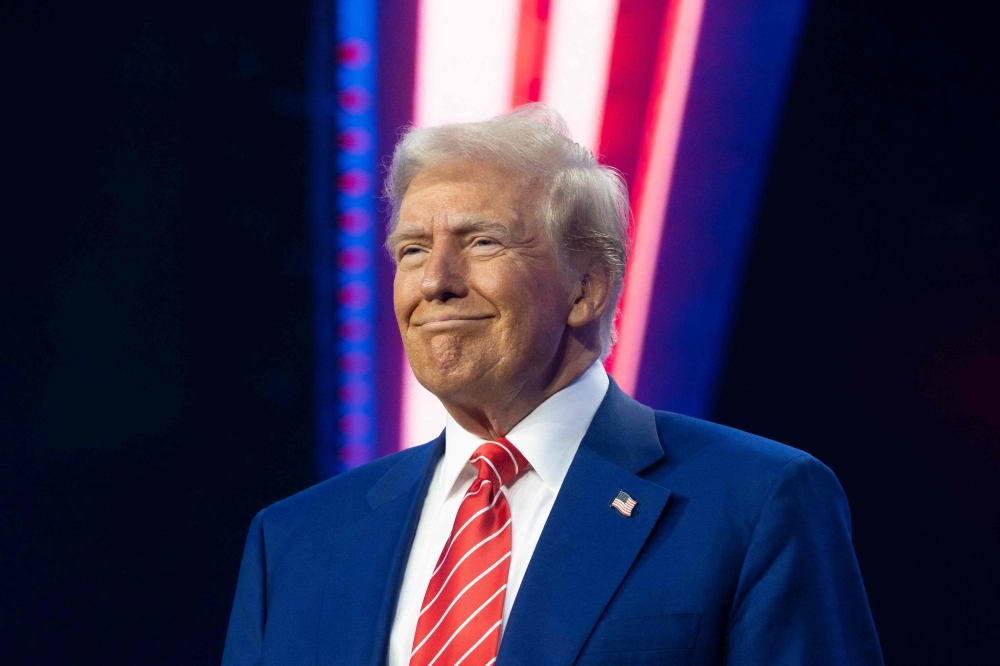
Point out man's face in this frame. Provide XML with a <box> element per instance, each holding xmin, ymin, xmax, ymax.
<box><xmin>391</xmin><ymin>161</ymin><xmax>575</xmax><ymax>407</ymax></box>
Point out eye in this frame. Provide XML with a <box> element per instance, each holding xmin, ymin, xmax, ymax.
<box><xmin>472</xmin><ymin>238</ymin><xmax>497</xmax><ymax>248</ymax></box>
<box><xmin>397</xmin><ymin>245</ymin><xmax>427</xmax><ymax>262</ymax></box>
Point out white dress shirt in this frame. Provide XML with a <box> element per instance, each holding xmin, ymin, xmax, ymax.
<box><xmin>386</xmin><ymin>361</ymin><xmax>610</xmax><ymax>666</ymax></box>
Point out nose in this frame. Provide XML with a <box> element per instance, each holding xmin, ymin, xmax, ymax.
<box><xmin>420</xmin><ymin>240</ymin><xmax>468</xmax><ymax>302</ymax></box>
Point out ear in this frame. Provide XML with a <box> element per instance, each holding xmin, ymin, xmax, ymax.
<box><xmin>567</xmin><ymin>257</ymin><xmax>613</xmax><ymax>329</ymax></box>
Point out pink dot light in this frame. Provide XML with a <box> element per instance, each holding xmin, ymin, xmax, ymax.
<box><xmin>338</xmin><ymin>127</ymin><xmax>372</xmax><ymax>155</ymax></box>
<box><xmin>338</xmin><ymin>381</ymin><xmax>371</xmax><ymax>405</ymax></box>
<box><xmin>338</xmin><ymin>208</ymin><xmax>370</xmax><ymax>235</ymax></box>
<box><xmin>339</xmin><ymin>318</ymin><xmax>371</xmax><ymax>342</ymax></box>
<box><xmin>339</xmin><ymin>350</ymin><xmax>372</xmax><ymax>374</ymax></box>
<box><xmin>338</xmin><ymin>282</ymin><xmax>371</xmax><ymax>308</ymax></box>
<box><xmin>336</xmin><ymin>38</ymin><xmax>371</xmax><ymax>69</ymax></box>
<box><xmin>338</xmin><ymin>412</ymin><xmax>371</xmax><ymax>436</ymax></box>
<box><xmin>338</xmin><ymin>85</ymin><xmax>371</xmax><ymax>114</ymax></box>
<box><xmin>338</xmin><ymin>169</ymin><xmax>370</xmax><ymax>197</ymax></box>
<box><xmin>338</xmin><ymin>246</ymin><xmax>371</xmax><ymax>273</ymax></box>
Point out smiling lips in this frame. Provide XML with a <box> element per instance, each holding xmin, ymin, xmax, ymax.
<box><xmin>413</xmin><ymin>314</ymin><xmax>493</xmax><ymax>329</ymax></box>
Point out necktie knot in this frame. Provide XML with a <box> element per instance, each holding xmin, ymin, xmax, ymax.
<box><xmin>470</xmin><ymin>437</ymin><xmax>528</xmax><ymax>488</ymax></box>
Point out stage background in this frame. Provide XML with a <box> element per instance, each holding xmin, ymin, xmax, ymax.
<box><xmin>1</xmin><ymin>0</ymin><xmax>997</xmax><ymax>663</ymax></box>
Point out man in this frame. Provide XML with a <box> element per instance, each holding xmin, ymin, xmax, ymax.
<box><xmin>222</xmin><ymin>105</ymin><xmax>883</xmax><ymax>665</ymax></box>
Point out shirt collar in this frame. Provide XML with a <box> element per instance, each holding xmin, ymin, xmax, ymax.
<box><xmin>442</xmin><ymin>360</ymin><xmax>610</xmax><ymax>495</ymax></box>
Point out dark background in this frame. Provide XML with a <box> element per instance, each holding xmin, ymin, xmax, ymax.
<box><xmin>1</xmin><ymin>0</ymin><xmax>997</xmax><ymax>663</ymax></box>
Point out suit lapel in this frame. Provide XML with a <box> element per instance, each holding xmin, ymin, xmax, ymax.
<box><xmin>317</xmin><ymin>433</ymin><xmax>444</xmax><ymax>666</ymax></box>
<box><xmin>497</xmin><ymin>381</ymin><xmax>670</xmax><ymax>666</ymax></box>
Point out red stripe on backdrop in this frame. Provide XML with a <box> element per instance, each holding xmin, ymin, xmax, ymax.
<box><xmin>512</xmin><ymin>0</ymin><xmax>552</xmax><ymax>105</ymax></box>
<box><xmin>606</xmin><ymin>0</ymin><xmax>705</xmax><ymax>392</ymax></box>
<box><xmin>597</xmin><ymin>0</ymin><xmax>670</xmax><ymax>189</ymax></box>
<box><xmin>603</xmin><ymin>0</ymin><xmax>678</xmax><ymax>376</ymax></box>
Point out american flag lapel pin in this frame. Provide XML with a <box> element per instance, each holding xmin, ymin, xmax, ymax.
<box><xmin>611</xmin><ymin>490</ymin><xmax>637</xmax><ymax>517</ymax></box>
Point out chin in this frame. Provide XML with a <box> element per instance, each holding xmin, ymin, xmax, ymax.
<box><xmin>413</xmin><ymin>359</ymin><xmax>494</xmax><ymax>402</ymax></box>
<box><xmin>414</xmin><ymin>376</ymin><xmax>483</xmax><ymax>414</ymax></box>
<box><xmin>407</xmin><ymin>333</ymin><xmax>509</xmax><ymax>395</ymax></box>
<box><xmin>415</xmin><ymin>335</ymin><xmax>475</xmax><ymax>374</ymax></box>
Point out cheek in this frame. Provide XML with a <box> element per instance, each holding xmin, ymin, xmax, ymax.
<box><xmin>393</xmin><ymin>269</ymin><xmax>420</xmax><ymax>321</ymax></box>
<box><xmin>483</xmin><ymin>264</ymin><xmax>568</xmax><ymax>329</ymax></box>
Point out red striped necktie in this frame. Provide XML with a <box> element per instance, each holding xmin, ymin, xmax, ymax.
<box><xmin>409</xmin><ymin>437</ymin><xmax>529</xmax><ymax>666</ymax></box>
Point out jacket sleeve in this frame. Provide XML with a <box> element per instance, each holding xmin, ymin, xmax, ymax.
<box><xmin>221</xmin><ymin>510</ymin><xmax>267</xmax><ymax>666</ymax></box>
<box><xmin>724</xmin><ymin>454</ymin><xmax>883</xmax><ymax>665</ymax></box>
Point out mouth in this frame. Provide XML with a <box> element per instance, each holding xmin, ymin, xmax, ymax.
<box><xmin>413</xmin><ymin>314</ymin><xmax>493</xmax><ymax>330</ymax></box>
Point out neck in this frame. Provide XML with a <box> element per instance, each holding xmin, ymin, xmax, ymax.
<box><xmin>441</xmin><ymin>346</ymin><xmax>602</xmax><ymax>441</ymax></box>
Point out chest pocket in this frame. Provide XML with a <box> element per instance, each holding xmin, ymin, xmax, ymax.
<box><xmin>576</xmin><ymin>613</ymin><xmax>701</xmax><ymax>665</ymax></box>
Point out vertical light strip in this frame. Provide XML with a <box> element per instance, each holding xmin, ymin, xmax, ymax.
<box><xmin>313</xmin><ymin>0</ymin><xmax>379</xmax><ymax>477</ymax></box>
<box><xmin>540</xmin><ymin>0</ymin><xmax>620</xmax><ymax>153</ymax></box>
<box><xmin>414</xmin><ymin>0</ymin><xmax>521</xmax><ymax>126</ymax></box>
<box><xmin>610</xmin><ymin>0</ymin><xmax>706</xmax><ymax>396</ymax></box>
<box><xmin>335</xmin><ymin>0</ymin><xmax>380</xmax><ymax>473</ymax></box>
<box><xmin>401</xmin><ymin>0</ymin><xmax>521</xmax><ymax>449</ymax></box>
<box><xmin>511</xmin><ymin>0</ymin><xmax>552</xmax><ymax>105</ymax></box>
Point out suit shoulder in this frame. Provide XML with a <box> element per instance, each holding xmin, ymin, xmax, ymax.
<box><xmin>260</xmin><ymin>444</ymin><xmax>431</xmax><ymax>528</ymax></box>
<box><xmin>650</xmin><ymin>410</ymin><xmax>832</xmax><ymax>494</ymax></box>
<box><xmin>654</xmin><ymin>410</ymin><xmax>806</xmax><ymax>464</ymax></box>
<box><xmin>649</xmin><ymin>411</ymin><xmax>847</xmax><ymax>538</ymax></box>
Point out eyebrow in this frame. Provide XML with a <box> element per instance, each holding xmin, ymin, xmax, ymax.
<box><xmin>385</xmin><ymin>223</ymin><xmax>428</xmax><ymax>249</ymax></box>
<box><xmin>386</xmin><ymin>217</ymin><xmax>513</xmax><ymax>249</ymax></box>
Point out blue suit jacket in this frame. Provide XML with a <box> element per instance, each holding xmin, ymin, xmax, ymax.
<box><xmin>222</xmin><ymin>381</ymin><xmax>883</xmax><ymax>665</ymax></box>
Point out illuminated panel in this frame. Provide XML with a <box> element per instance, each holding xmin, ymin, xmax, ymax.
<box><xmin>540</xmin><ymin>0</ymin><xmax>620</xmax><ymax>152</ymax></box>
<box><xmin>414</xmin><ymin>0</ymin><xmax>521</xmax><ymax>126</ymax></box>
<box><xmin>608</xmin><ymin>0</ymin><xmax>706</xmax><ymax>396</ymax></box>
<box><xmin>401</xmin><ymin>0</ymin><xmax>521</xmax><ymax>449</ymax></box>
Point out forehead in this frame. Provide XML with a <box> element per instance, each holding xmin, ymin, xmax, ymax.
<box><xmin>398</xmin><ymin>161</ymin><xmax>533</xmax><ymax>224</ymax></box>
